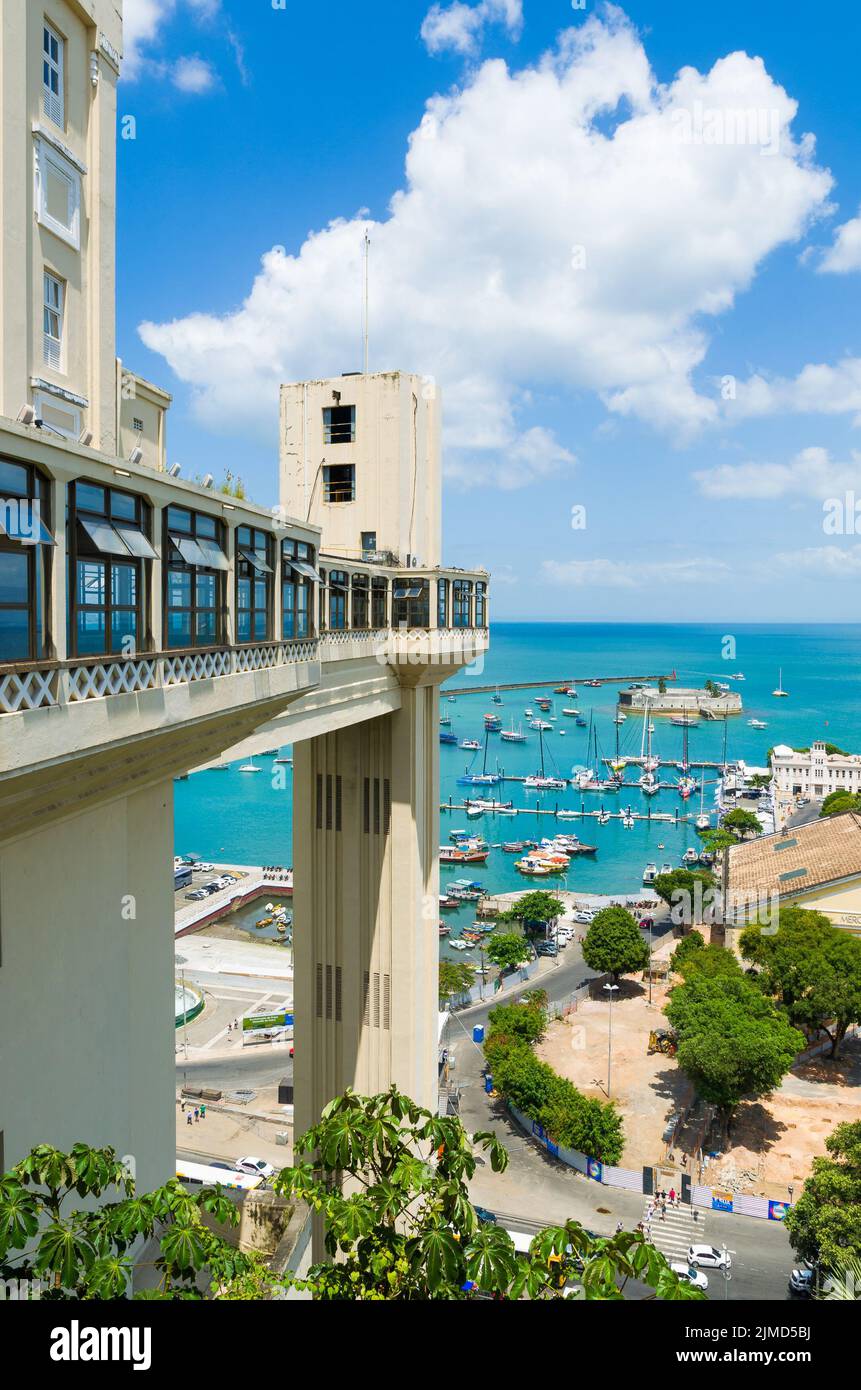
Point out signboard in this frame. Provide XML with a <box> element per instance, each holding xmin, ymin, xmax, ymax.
<box><xmin>768</xmin><ymin>1200</ymin><xmax>791</xmax><ymax>1222</ymax></box>
<box><xmin>587</xmin><ymin>1158</ymin><xmax>603</xmax><ymax>1183</ymax></box>
<box><xmin>711</xmin><ymin>1189</ymin><xmax>734</xmax><ymax>1213</ymax></box>
<box><xmin>242</xmin><ymin>1011</ymin><xmax>293</xmax><ymax>1032</ymax></box>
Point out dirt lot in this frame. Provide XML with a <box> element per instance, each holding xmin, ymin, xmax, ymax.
<box><xmin>537</xmin><ymin>975</ymin><xmax>861</xmax><ymax>1198</ymax></box>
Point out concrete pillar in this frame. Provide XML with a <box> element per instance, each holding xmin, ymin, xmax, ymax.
<box><xmin>293</xmin><ymin>682</ymin><xmax>440</xmax><ymax>1142</ymax></box>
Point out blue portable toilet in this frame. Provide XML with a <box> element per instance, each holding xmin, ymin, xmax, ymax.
<box><xmin>472</xmin><ymin>1024</ymin><xmax>485</xmax><ymax>1044</ymax></box>
<box><xmin>484</xmin><ymin>1073</ymin><xmax>493</xmax><ymax>1094</ymax></box>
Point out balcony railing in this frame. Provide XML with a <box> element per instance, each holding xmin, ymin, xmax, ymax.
<box><xmin>0</xmin><ymin>640</ymin><xmax>320</xmax><ymax>715</ymax></box>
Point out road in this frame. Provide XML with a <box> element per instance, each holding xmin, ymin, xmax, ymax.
<box><xmin>445</xmin><ymin>939</ymin><xmax>795</xmax><ymax>1301</ymax></box>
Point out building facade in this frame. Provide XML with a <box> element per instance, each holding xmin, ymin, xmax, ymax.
<box><xmin>0</xmin><ymin>2</ymin><xmax>488</xmax><ymax>1189</ymax></box>
<box><xmin>771</xmin><ymin>741</ymin><xmax>861</xmax><ymax>802</ymax></box>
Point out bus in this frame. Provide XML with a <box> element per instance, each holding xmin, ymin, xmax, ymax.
<box><xmin>176</xmin><ymin>1160</ymin><xmax>264</xmax><ymax>1192</ymax></box>
<box><xmin>174</xmin><ymin>865</ymin><xmax>193</xmax><ymax>891</ymax></box>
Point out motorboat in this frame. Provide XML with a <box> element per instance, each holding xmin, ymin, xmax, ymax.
<box><xmin>525</xmin><ymin>776</ymin><xmax>567</xmax><ymax>790</ymax></box>
<box><xmin>643</xmin><ymin>863</ymin><xmax>658</xmax><ymax>885</ymax></box>
<box><xmin>748</xmin><ymin>719</ymin><xmax>768</xmax><ymax>730</ymax></box>
<box><xmin>562</xmin><ymin>707</ymin><xmax>580</xmax><ymax>717</ymax></box>
<box><xmin>460</xmin><ymin>739</ymin><xmax>481</xmax><ymax>751</ymax></box>
<box><xmin>682</xmin><ymin>847</ymin><xmax>699</xmax><ymax>864</ymax></box>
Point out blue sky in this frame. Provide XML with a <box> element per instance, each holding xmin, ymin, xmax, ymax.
<box><xmin>118</xmin><ymin>0</ymin><xmax>861</xmax><ymax>622</ymax></box>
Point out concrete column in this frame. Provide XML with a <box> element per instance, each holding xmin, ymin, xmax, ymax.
<box><xmin>293</xmin><ymin>682</ymin><xmax>440</xmax><ymax>1142</ymax></box>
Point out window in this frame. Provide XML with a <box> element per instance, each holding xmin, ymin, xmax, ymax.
<box><xmin>33</xmin><ymin>390</ymin><xmax>79</xmax><ymax>438</ymax></box>
<box><xmin>361</xmin><ymin>531</ymin><xmax>377</xmax><ymax>556</ymax></box>
<box><xmin>43</xmin><ymin>272</ymin><xmax>64</xmax><ymax>371</ymax></box>
<box><xmin>282</xmin><ymin>538</ymin><xmax>318</xmax><ymax>640</ymax></box>
<box><xmin>165</xmin><ymin>506</ymin><xmax>228</xmax><ymax>649</ymax></box>
<box><xmin>393</xmin><ymin>579</ymin><xmax>430</xmax><ymax>630</ymax></box>
<box><xmin>0</xmin><ymin>460</ymin><xmax>53</xmax><ymax>665</ymax></box>
<box><xmin>351</xmin><ymin>574</ymin><xmax>369</xmax><ymax>629</ymax></box>
<box><xmin>323</xmin><ymin>464</ymin><xmax>355</xmax><ymax>504</ymax></box>
<box><xmin>453</xmin><ymin>580</ymin><xmax>473</xmax><ymax>628</ymax></box>
<box><xmin>133</xmin><ymin>417</ymin><xmax>144</xmax><ymax>434</ymax></box>
<box><xmin>35</xmin><ymin>139</ymin><xmax>80</xmax><ymax>249</ymax></box>
<box><xmin>43</xmin><ymin>23</ymin><xmax>64</xmax><ymax>128</ymax></box>
<box><xmin>323</xmin><ymin>404</ymin><xmax>356</xmax><ymax>444</ymax></box>
<box><xmin>475</xmin><ymin>581</ymin><xmax>488</xmax><ymax>628</ymax></box>
<box><xmin>236</xmin><ymin>526</ymin><xmax>271</xmax><ymax>642</ymax></box>
<box><xmin>327</xmin><ymin>571</ymin><xmax>348</xmax><ymax>630</ymax></box>
<box><xmin>70</xmin><ymin>482</ymin><xmax>155</xmax><ymax>658</ymax></box>
<box><xmin>371</xmin><ymin>577</ymin><xmax>388</xmax><ymax>628</ymax></box>
<box><xmin>437</xmin><ymin>578</ymin><xmax>449</xmax><ymax>629</ymax></box>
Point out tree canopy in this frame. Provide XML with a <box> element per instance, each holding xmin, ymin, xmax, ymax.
<box><xmin>669</xmin><ymin>930</ymin><xmax>706</xmax><ymax>974</ymax></box>
<box><xmin>740</xmin><ymin>906</ymin><xmax>861</xmax><ymax>1056</ymax></box>
<box><xmin>486</xmin><ymin>933</ymin><xmax>533</xmax><ymax>974</ymax></box>
<box><xmin>785</xmin><ymin>1121</ymin><xmax>861</xmax><ymax>1270</ymax></box>
<box><xmin>665</xmin><ymin>964</ymin><xmax>805</xmax><ymax>1116</ymax></box>
<box><xmin>581</xmin><ymin>907</ymin><xmax>650</xmax><ymax>982</ymax></box>
<box><xmin>821</xmin><ymin>791</ymin><xmax>861</xmax><ymax>818</ymax></box>
<box><xmin>721</xmin><ymin>808</ymin><xmax>763</xmax><ymax>839</ymax></box>
<box><xmin>501</xmin><ymin>891</ymin><xmax>566</xmax><ymax>932</ymax></box>
<box><xmin>439</xmin><ymin>960</ymin><xmax>475</xmax><ymax>1003</ymax></box>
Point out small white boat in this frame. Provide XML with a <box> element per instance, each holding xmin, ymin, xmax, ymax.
<box><xmin>730</xmin><ymin>673</ymin><xmax>745</xmax><ymax>681</ymax></box>
<box><xmin>643</xmin><ymin>862</ymin><xmax>657</xmax><ymax>885</ymax></box>
<box><xmin>695</xmin><ymin>813</ymin><xmax>710</xmax><ymax>831</ymax></box>
<box><xmin>239</xmin><ymin>760</ymin><xmax>261</xmax><ymax>773</ymax></box>
<box><xmin>557</xmin><ymin>810</ymin><xmax>579</xmax><ymax>820</ymax></box>
<box><xmin>772</xmin><ymin>668</ymin><xmax>789</xmax><ymax>698</ymax></box>
<box><xmin>682</xmin><ymin>848</ymin><xmax>699</xmax><ymax>864</ymax></box>
<box><xmin>748</xmin><ymin>719</ymin><xmax>767</xmax><ymax>730</ymax></box>
<box><xmin>614</xmin><ymin>713</ymin><xmax>627</xmax><ymax>725</ymax></box>
<box><xmin>460</xmin><ymin>739</ymin><xmax>481</xmax><ymax>751</ymax></box>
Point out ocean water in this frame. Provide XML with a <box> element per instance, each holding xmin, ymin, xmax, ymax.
<box><xmin>175</xmin><ymin>622</ymin><xmax>861</xmax><ymax>915</ymax></box>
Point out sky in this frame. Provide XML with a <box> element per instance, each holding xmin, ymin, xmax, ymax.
<box><xmin>117</xmin><ymin>0</ymin><xmax>861</xmax><ymax>622</ymax></box>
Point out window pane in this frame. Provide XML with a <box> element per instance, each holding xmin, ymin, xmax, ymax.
<box><xmin>196</xmin><ymin>573</ymin><xmax>216</xmax><ymax>608</ymax></box>
<box><xmin>253</xmin><ymin>612</ymin><xmax>267</xmax><ymax>640</ymax></box>
<box><xmin>238</xmin><ymin>577</ymin><xmax>251</xmax><ymax>610</ymax></box>
<box><xmin>110</xmin><ymin>491</ymin><xmax>138</xmax><ymax>523</ymax></box>
<box><xmin>196</xmin><ymin>611</ymin><xmax>216</xmax><ymax>644</ymax></box>
<box><xmin>168</xmin><ymin>569</ymin><xmax>192</xmax><ymax>608</ymax></box>
<box><xmin>169</xmin><ymin>611</ymin><xmax>192</xmax><ymax>648</ymax></box>
<box><xmin>0</xmin><ymin>461</ymin><xmax>29</xmax><ymax>497</ymax></box>
<box><xmin>167</xmin><ymin>506</ymin><xmax>192</xmax><ymax>533</ymax></box>
<box><xmin>111</xmin><ymin>610</ymin><xmax>137</xmax><ymax>653</ymax></box>
<box><xmin>237</xmin><ymin>526</ymin><xmax>251</xmax><ymax>547</ymax></box>
<box><xmin>0</xmin><ymin>608</ymin><xmax>29</xmax><ymax>662</ymax></box>
<box><xmin>77</xmin><ymin>609</ymin><xmax>106</xmax><ymax>654</ymax></box>
<box><xmin>196</xmin><ymin>513</ymin><xmax>217</xmax><ymax>539</ymax></box>
<box><xmin>254</xmin><ymin>579</ymin><xmax>267</xmax><ymax>609</ymax></box>
<box><xmin>112</xmin><ymin>564</ymin><xmax>137</xmax><ymax>608</ymax></box>
<box><xmin>77</xmin><ymin>559</ymin><xmax>105</xmax><ymax>606</ymax></box>
<box><xmin>238</xmin><ymin>610</ymin><xmax>251</xmax><ymax>641</ymax></box>
<box><xmin>0</xmin><ymin>550</ymin><xmax>29</xmax><ymax>603</ymax></box>
<box><xmin>76</xmin><ymin>482</ymin><xmax>106</xmax><ymax>515</ymax></box>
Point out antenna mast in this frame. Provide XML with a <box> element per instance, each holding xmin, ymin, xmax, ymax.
<box><xmin>363</xmin><ymin>229</ymin><xmax>370</xmax><ymax>374</ymax></box>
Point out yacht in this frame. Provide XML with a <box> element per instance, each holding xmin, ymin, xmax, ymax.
<box><xmin>239</xmin><ymin>759</ymin><xmax>261</xmax><ymax>773</ymax></box>
<box><xmin>643</xmin><ymin>862</ymin><xmax>658</xmax><ymax>886</ymax></box>
<box><xmin>772</xmin><ymin>668</ymin><xmax>789</xmax><ymax>697</ymax></box>
<box><xmin>729</xmin><ymin>672</ymin><xmax>746</xmax><ymax>681</ymax></box>
<box><xmin>682</xmin><ymin>847</ymin><xmax>699</xmax><ymax>864</ymax></box>
<box><xmin>562</xmin><ymin>707</ymin><xmax>579</xmax><ymax>717</ymax></box>
<box><xmin>525</xmin><ymin>775</ymin><xmax>567</xmax><ymax>791</ymax></box>
<box><xmin>500</xmin><ymin>722</ymin><xmax>527</xmax><ymax>743</ymax></box>
<box><xmin>460</xmin><ymin>739</ymin><xmax>481</xmax><ymax>751</ymax></box>
<box><xmin>748</xmin><ymin>719</ymin><xmax>768</xmax><ymax>730</ymax></box>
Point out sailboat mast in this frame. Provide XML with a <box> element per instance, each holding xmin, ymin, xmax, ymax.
<box><xmin>482</xmin><ymin>726</ymin><xmax>489</xmax><ymax>775</ymax></box>
<box><xmin>539</xmin><ymin>726</ymin><xmax>546</xmax><ymax>779</ymax></box>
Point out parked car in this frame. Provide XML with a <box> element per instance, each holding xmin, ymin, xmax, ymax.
<box><xmin>536</xmin><ymin>942</ymin><xmax>558</xmax><ymax>957</ymax></box>
<box><xmin>184</xmin><ymin>889</ymin><xmax>208</xmax><ymax>901</ymax></box>
<box><xmin>788</xmin><ymin>1268</ymin><xmax>814</xmax><ymax>1298</ymax></box>
<box><xmin>201</xmin><ymin>881</ymin><xmax>221</xmax><ymax>895</ymax></box>
<box><xmin>688</xmin><ymin>1244</ymin><xmax>731</xmax><ymax>1270</ymax></box>
<box><xmin>210</xmin><ymin>1161</ymin><xmax>233</xmax><ymax>1171</ymax></box>
<box><xmin>671</xmin><ymin>1262</ymin><xmax>709</xmax><ymax>1292</ymax></box>
<box><xmin>235</xmin><ymin>1156</ymin><xmax>275</xmax><ymax>1179</ymax></box>
<box><xmin>196</xmin><ymin>863</ymin><xmax>215</xmax><ymax>873</ymax></box>
<box><xmin>572</xmin><ymin>911</ymin><xmax>593</xmax><ymax>925</ymax></box>
<box><xmin>638</xmin><ymin>916</ymin><xmax>655</xmax><ymax>929</ymax></box>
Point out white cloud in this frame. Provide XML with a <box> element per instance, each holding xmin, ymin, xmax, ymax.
<box><xmin>771</xmin><ymin>545</ymin><xmax>861</xmax><ymax>576</ymax></box>
<box><xmin>421</xmin><ymin>0</ymin><xmax>523</xmax><ymax>57</ymax></box>
<box><xmin>726</xmin><ymin>359</ymin><xmax>861</xmax><ymax>422</ymax></box>
<box><xmin>542</xmin><ymin>556</ymin><xmax>730</xmax><ymax>589</ymax></box>
<box><xmin>695</xmin><ymin>446</ymin><xmax>861</xmax><ymax>500</ymax></box>
<box><xmin>122</xmin><ymin>0</ymin><xmax>173</xmax><ymax>79</ymax></box>
<box><xmin>172</xmin><ymin>55</ymin><xmax>217</xmax><ymax>93</ymax></box>
<box><xmin>140</xmin><ymin>7</ymin><xmax>832</xmax><ymax>483</ymax></box>
<box><xmin>818</xmin><ymin>204</ymin><xmax>861</xmax><ymax>274</ymax></box>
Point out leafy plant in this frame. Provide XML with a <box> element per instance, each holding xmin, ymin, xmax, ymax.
<box><xmin>486</xmin><ymin>933</ymin><xmax>533</xmax><ymax>974</ymax></box>
<box><xmin>785</xmin><ymin>1121</ymin><xmax>861</xmax><ymax>1270</ymax></box>
<box><xmin>439</xmin><ymin>960</ymin><xmax>475</xmax><ymax>1003</ymax></box>
<box><xmin>581</xmin><ymin>907</ymin><xmax>649</xmax><ymax>983</ymax></box>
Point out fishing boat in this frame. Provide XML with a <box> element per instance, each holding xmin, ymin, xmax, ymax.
<box><xmin>503</xmin><ymin>841</ymin><xmax>525</xmax><ymax>853</ymax></box>
<box><xmin>553</xmin><ymin>685</ymin><xmax>569</xmax><ymax>695</ymax></box>
<box><xmin>239</xmin><ymin>759</ymin><xmax>261</xmax><ymax>773</ymax></box>
<box><xmin>562</xmin><ymin>707</ymin><xmax>579</xmax><ymax>718</ymax></box>
<box><xmin>439</xmin><ymin>923</ymin><xmax>451</xmax><ymax>937</ymax></box>
<box><xmin>643</xmin><ymin>862</ymin><xmax>658</xmax><ymax>885</ymax></box>
<box><xmin>439</xmin><ymin>895</ymin><xmax>460</xmax><ymax>910</ymax></box>
<box><xmin>449</xmin><ymin>938</ymin><xmax>470</xmax><ymax>951</ymax></box>
<box><xmin>772</xmin><ymin>668</ymin><xmax>789</xmax><ymax>698</ymax></box>
<box><xmin>514</xmin><ymin>858</ymin><xmax>555</xmax><ymax>876</ymax></box>
<box><xmin>439</xmin><ymin>845</ymin><xmax>490</xmax><ymax>864</ymax></box>
<box><xmin>748</xmin><ymin>718</ymin><xmax>768</xmax><ymax>730</ymax></box>
<box><xmin>535</xmin><ymin>697</ymin><xmax>552</xmax><ymax>711</ymax></box>
<box><xmin>500</xmin><ymin>722</ymin><xmax>527</xmax><ymax>743</ymax></box>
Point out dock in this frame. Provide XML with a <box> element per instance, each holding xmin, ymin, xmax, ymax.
<box><xmin>440</xmin><ymin>801</ymin><xmax>698</xmax><ymax>824</ymax></box>
<box><xmin>443</xmin><ymin>673</ymin><xmax>677</xmax><ymax>696</ymax></box>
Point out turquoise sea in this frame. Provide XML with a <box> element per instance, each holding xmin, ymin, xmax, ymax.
<box><xmin>175</xmin><ymin>622</ymin><xmax>861</xmax><ymax>908</ymax></box>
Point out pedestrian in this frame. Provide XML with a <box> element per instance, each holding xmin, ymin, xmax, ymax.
<box><xmin>615</xmin><ymin>1221</ymin><xmax>623</xmax><ymax>1235</ymax></box>
<box><xmin>660</xmin><ymin>1206</ymin><xmax>666</xmax><ymax>1222</ymax></box>
<box><xmin>194</xmin><ymin>1107</ymin><xmax>199</xmax><ymax>1123</ymax></box>
<box><xmin>186</xmin><ymin>1112</ymin><xmax>192</xmax><ymax>1126</ymax></box>
<box><xmin>669</xmin><ymin>1187</ymin><xmax>676</xmax><ymax>1206</ymax></box>
<box><xmin>200</xmin><ymin>1103</ymin><xmax>206</xmax><ymax>1119</ymax></box>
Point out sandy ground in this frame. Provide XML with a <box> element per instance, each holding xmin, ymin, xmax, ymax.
<box><xmin>538</xmin><ymin>974</ymin><xmax>861</xmax><ymax>1198</ymax></box>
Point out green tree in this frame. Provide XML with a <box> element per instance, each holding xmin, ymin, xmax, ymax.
<box><xmin>785</xmin><ymin>1121</ymin><xmax>861</xmax><ymax>1270</ymax></box>
<box><xmin>665</xmin><ymin>972</ymin><xmax>804</xmax><ymax>1118</ymax></box>
<box><xmin>697</xmin><ymin>828</ymin><xmax>736</xmax><ymax>856</ymax></box>
<box><xmin>439</xmin><ymin>960</ymin><xmax>475</xmax><ymax>1004</ymax></box>
<box><xmin>486</xmin><ymin>933</ymin><xmax>532</xmax><ymax>974</ymax></box>
<box><xmin>501</xmin><ymin>891</ymin><xmax>566</xmax><ymax>936</ymax></box>
<box><xmin>821</xmin><ymin>790</ymin><xmax>861</xmax><ymax>818</ymax></box>
<box><xmin>582</xmin><ymin>907</ymin><xmax>650</xmax><ymax>983</ymax></box>
<box><xmin>676</xmin><ymin>944</ymin><xmax>744</xmax><ymax>981</ymax></box>
<box><xmin>740</xmin><ymin>906</ymin><xmax>861</xmax><ymax>1057</ymax></box>
<box><xmin>487</xmin><ymin>998</ymin><xmax>546</xmax><ymax>1044</ymax></box>
<box><xmin>721</xmin><ymin>808</ymin><xmax>763</xmax><ymax>839</ymax></box>
<box><xmin>0</xmin><ymin>1144</ymin><xmax>273</xmax><ymax>1300</ymax></box>
<box><xmin>273</xmin><ymin>1088</ymin><xmax>701</xmax><ymax>1300</ymax></box>
<box><xmin>669</xmin><ymin>929</ymin><xmax>706</xmax><ymax>973</ymax></box>
<box><xmin>653</xmin><ymin>869</ymin><xmax>716</xmax><ymax>920</ymax></box>
<box><xmin>658</xmin><ymin>677</ymin><xmax>667</xmax><ymax>695</ymax></box>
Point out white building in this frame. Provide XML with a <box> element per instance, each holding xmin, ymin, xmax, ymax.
<box><xmin>771</xmin><ymin>741</ymin><xmax>861</xmax><ymax>802</ymax></box>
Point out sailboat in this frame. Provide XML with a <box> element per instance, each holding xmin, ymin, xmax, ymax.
<box><xmin>239</xmin><ymin>758</ymin><xmax>261</xmax><ymax>773</ymax></box>
<box><xmin>457</xmin><ymin>727</ymin><xmax>500</xmax><ymax>786</ymax></box>
<box><xmin>491</xmin><ymin>686</ymin><xmax>503</xmax><ymax>705</ymax></box>
<box><xmin>772</xmin><ymin>668</ymin><xmax>789</xmax><ymax>697</ymax></box>
<box><xmin>524</xmin><ymin>726</ymin><xmax>566</xmax><ymax>790</ymax></box>
<box><xmin>695</xmin><ymin>776</ymin><xmax>710</xmax><ymax>831</ymax></box>
<box><xmin>500</xmin><ymin>721</ymin><xmax>527</xmax><ymax>743</ymax></box>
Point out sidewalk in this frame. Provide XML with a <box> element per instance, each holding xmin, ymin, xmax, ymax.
<box><xmin>175</xmin><ymin>934</ymin><xmax>294</xmax><ymax>981</ymax></box>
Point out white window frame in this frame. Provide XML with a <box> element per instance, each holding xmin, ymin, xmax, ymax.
<box><xmin>33</xmin><ymin>389</ymin><xmax>80</xmax><ymax>440</ymax></box>
<box><xmin>43</xmin><ymin>271</ymin><xmax>65</xmax><ymax>373</ymax></box>
<box><xmin>34</xmin><ymin>138</ymin><xmax>81</xmax><ymax>250</ymax></box>
<box><xmin>42</xmin><ymin>22</ymin><xmax>65</xmax><ymax>129</ymax></box>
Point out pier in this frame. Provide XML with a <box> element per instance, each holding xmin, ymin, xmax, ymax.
<box><xmin>440</xmin><ymin>800</ymin><xmax>701</xmax><ymax>824</ymax></box>
<box><xmin>443</xmin><ymin>672</ymin><xmax>677</xmax><ymax>696</ymax></box>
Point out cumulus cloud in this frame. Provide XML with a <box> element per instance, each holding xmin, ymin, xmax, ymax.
<box><xmin>172</xmin><ymin>55</ymin><xmax>217</xmax><ymax>93</ymax></box>
<box><xmin>818</xmin><ymin>204</ymin><xmax>861</xmax><ymax>274</ymax></box>
<box><xmin>771</xmin><ymin>546</ymin><xmax>861</xmax><ymax>576</ymax></box>
<box><xmin>421</xmin><ymin>0</ymin><xmax>523</xmax><ymax>56</ymax></box>
<box><xmin>542</xmin><ymin>556</ymin><xmax>731</xmax><ymax>589</ymax></box>
<box><xmin>695</xmin><ymin>446</ymin><xmax>861</xmax><ymax>500</ymax></box>
<box><xmin>122</xmin><ymin>0</ymin><xmax>173</xmax><ymax>79</ymax></box>
<box><xmin>139</xmin><ymin>6</ymin><xmax>832</xmax><ymax>486</ymax></box>
<box><xmin>725</xmin><ymin>359</ymin><xmax>861</xmax><ymax>423</ymax></box>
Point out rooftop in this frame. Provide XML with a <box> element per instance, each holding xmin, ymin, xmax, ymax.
<box><xmin>727</xmin><ymin>810</ymin><xmax>861</xmax><ymax>901</ymax></box>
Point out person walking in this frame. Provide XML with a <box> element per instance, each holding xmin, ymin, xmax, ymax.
<box><xmin>194</xmin><ymin>1107</ymin><xmax>199</xmax><ymax>1123</ymax></box>
<box><xmin>186</xmin><ymin>1111</ymin><xmax>193</xmax><ymax>1127</ymax></box>
<box><xmin>200</xmin><ymin>1103</ymin><xmax>206</xmax><ymax>1120</ymax></box>
<box><xmin>669</xmin><ymin>1187</ymin><xmax>676</xmax><ymax>1207</ymax></box>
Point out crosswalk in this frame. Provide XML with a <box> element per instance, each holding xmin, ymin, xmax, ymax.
<box><xmin>640</xmin><ymin>1199</ymin><xmax>702</xmax><ymax>1264</ymax></box>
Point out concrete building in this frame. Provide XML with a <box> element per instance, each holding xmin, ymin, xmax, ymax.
<box><xmin>771</xmin><ymin>741</ymin><xmax>861</xmax><ymax>804</ymax></box>
<box><xmin>618</xmin><ymin>685</ymin><xmax>742</xmax><ymax>717</ymax></box>
<box><xmin>0</xmin><ymin>1</ymin><xmax>489</xmax><ymax>1190</ymax></box>
<box><xmin>723</xmin><ymin>811</ymin><xmax>861</xmax><ymax>938</ymax></box>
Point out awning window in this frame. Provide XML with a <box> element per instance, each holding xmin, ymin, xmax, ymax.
<box><xmin>170</xmin><ymin>534</ymin><xmax>209</xmax><ymax>568</ymax></box>
<box><xmin>78</xmin><ymin>516</ymin><xmax>155</xmax><ymax>558</ymax></box>
<box><xmin>195</xmin><ymin>536</ymin><xmax>229</xmax><ymax>571</ymax></box>
<box><xmin>290</xmin><ymin>559</ymin><xmax>323</xmax><ymax>584</ymax></box>
<box><xmin>394</xmin><ymin>586</ymin><xmax>423</xmax><ymax>599</ymax></box>
<box><xmin>238</xmin><ymin>547</ymin><xmax>272</xmax><ymax>574</ymax></box>
<box><xmin>327</xmin><ymin>576</ymin><xmax>349</xmax><ymax>590</ymax></box>
<box><xmin>0</xmin><ymin>511</ymin><xmax>55</xmax><ymax>545</ymax></box>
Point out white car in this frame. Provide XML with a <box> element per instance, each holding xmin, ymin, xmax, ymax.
<box><xmin>671</xmin><ymin>1262</ymin><xmax>709</xmax><ymax>1292</ymax></box>
<box><xmin>572</xmin><ymin>911</ymin><xmax>594</xmax><ymax>925</ymax></box>
<box><xmin>235</xmin><ymin>1156</ymin><xmax>275</xmax><ymax>1179</ymax></box>
<box><xmin>196</xmin><ymin>862</ymin><xmax>215</xmax><ymax>874</ymax></box>
<box><xmin>688</xmin><ymin>1244</ymin><xmax>731</xmax><ymax>1270</ymax></box>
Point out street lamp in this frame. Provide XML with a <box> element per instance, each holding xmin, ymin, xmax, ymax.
<box><xmin>721</xmin><ymin>1244</ymin><xmax>735</xmax><ymax>1301</ymax></box>
<box><xmin>604</xmin><ymin>982</ymin><xmax>620</xmax><ymax>1097</ymax></box>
